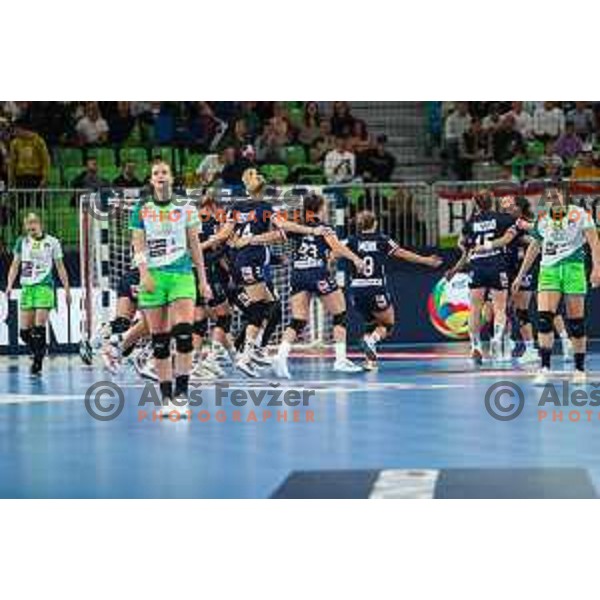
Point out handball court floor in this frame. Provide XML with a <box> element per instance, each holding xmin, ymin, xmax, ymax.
<box><xmin>2</xmin><ymin>343</ymin><xmax>600</xmax><ymax>499</ymax></box>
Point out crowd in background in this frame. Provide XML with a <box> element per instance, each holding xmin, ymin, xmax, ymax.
<box><xmin>440</xmin><ymin>101</ymin><xmax>600</xmax><ymax>181</ymax></box>
<box><xmin>0</xmin><ymin>101</ymin><xmax>397</xmax><ymax>190</ymax></box>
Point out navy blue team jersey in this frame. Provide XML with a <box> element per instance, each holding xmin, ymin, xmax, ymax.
<box><xmin>507</xmin><ymin>219</ymin><xmax>540</xmax><ymax>291</ymax></box>
<box><xmin>346</xmin><ymin>232</ymin><xmax>399</xmax><ymax>317</ymax></box>
<box><xmin>288</xmin><ymin>219</ymin><xmax>339</xmax><ymax>296</ymax></box>
<box><xmin>228</xmin><ymin>198</ymin><xmax>275</xmax><ymax>285</ymax></box>
<box><xmin>462</xmin><ymin>210</ymin><xmax>516</xmax><ymax>290</ymax></box>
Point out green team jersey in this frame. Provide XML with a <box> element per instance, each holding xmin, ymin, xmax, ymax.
<box><xmin>129</xmin><ymin>196</ymin><xmax>200</xmax><ymax>272</ymax></box>
<box><xmin>13</xmin><ymin>234</ymin><xmax>63</xmax><ymax>286</ymax></box>
<box><xmin>532</xmin><ymin>204</ymin><xmax>595</xmax><ymax>267</ymax></box>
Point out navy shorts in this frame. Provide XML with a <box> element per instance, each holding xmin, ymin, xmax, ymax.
<box><xmin>195</xmin><ymin>264</ymin><xmax>230</xmax><ymax>308</ymax></box>
<box><xmin>232</xmin><ymin>247</ymin><xmax>269</xmax><ymax>286</ymax></box>
<box><xmin>509</xmin><ymin>265</ymin><xmax>539</xmax><ymax>293</ymax></box>
<box><xmin>351</xmin><ymin>286</ymin><xmax>392</xmax><ymax>319</ymax></box>
<box><xmin>117</xmin><ymin>270</ymin><xmax>140</xmax><ymax>302</ymax></box>
<box><xmin>469</xmin><ymin>260</ymin><xmax>509</xmax><ymax>291</ymax></box>
<box><xmin>290</xmin><ymin>269</ymin><xmax>338</xmax><ymax>297</ymax></box>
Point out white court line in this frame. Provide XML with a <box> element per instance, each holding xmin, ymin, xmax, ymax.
<box><xmin>0</xmin><ymin>394</ymin><xmax>83</xmax><ymax>405</ymax></box>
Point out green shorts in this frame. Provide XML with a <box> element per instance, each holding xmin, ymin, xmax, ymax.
<box><xmin>138</xmin><ymin>269</ymin><xmax>197</xmax><ymax>309</ymax></box>
<box><xmin>538</xmin><ymin>260</ymin><xmax>587</xmax><ymax>295</ymax></box>
<box><xmin>20</xmin><ymin>284</ymin><xmax>56</xmax><ymax>310</ymax></box>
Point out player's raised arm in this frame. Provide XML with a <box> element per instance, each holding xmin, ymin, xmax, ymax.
<box><xmin>390</xmin><ymin>242</ymin><xmax>443</xmax><ymax>268</ymax></box>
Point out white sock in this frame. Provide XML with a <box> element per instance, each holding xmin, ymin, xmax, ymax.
<box><xmin>255</xmin><ymin>329</ymin><xmax>264</xmax><ymax>347</ymax></box>
<box><xmin>278</xmin><ymin>340</ymin><xmax>291</xmax><ymax>359</ymax></box>
<box><xmin>469</xmin><ymin>331</ymin><xmax>481</xmax><ymax>349</ymax></box>
<box><xmin>335</xmin><ymin>341</ymin><xmax>346</xmax><ymax>362</ymax></box>
<box><xmin>493</xmin><ymin>323</ymin><xmax>504</xmax><ymax>342</ymax></box>
<box><xmin>559</xmin><ymin>330</ymin><xmax>569</xmax><ymax>341</ymax></box>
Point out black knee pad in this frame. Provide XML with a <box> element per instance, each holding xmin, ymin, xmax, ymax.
<box><xmin>193</xmin><ymin>319</ymin><xmax>209</xmax><ymax>337</ymax></box>
<box><xmin>246</xmin><ymin>301</ymin><xmax>269</xmax><ymax>327</ymax></box>
<box><xmin>516</xmin><ymin>309</ymin><xmax>530</xmax><ymax>328</ymax></box>
<box><xmin>215</xmin><ymin>314</ymin><xmax>232</xmax><ymax>333</ymax></box>
<box><xmin>30</xmin><ymin>326</ymin><xmax>47</xmax><ymax>358</ymax></box>
<box><xmin>152</xmin><ymin>333</ymin><xmax>171</xmax><ymax>359</ymax></box>
<box><xmin>111</xmin><ymin>316</ymin><xmax>131</xmax><ymax>335</ymax></box>
<box><xmin>537</xmin><ymin>311</ymin><xmax>555</xmax><ymax>334</ymax></box>
<box><xmin>567</xmin><ymin>318</ymin><xmax>586</xmax><ymax>339</ymax></box>
<box><xmin>19</xmin><ymin>328</ymin><xmax>32</xmax><ymax>346</ymax></box>
<box><xmin>172</xmin><ymin>322</ymin><xmax>194</xmax><ymax>353</ymax></box>
<box><xmin>333</xmin><ymin>311</ymin><xmax>347</xmax><ymax>327</ymax></box>
<box><xmin>289</xmin><ymin>318</ymin><xmax>307</xmax><ymax>334</ymax></box>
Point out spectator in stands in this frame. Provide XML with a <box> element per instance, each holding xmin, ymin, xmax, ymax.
<box><xmin>538</xmin><ymin>140</ymin><xmax>564</xmax><ymax>178</ymax></box>
<box><xmin>76</xmin><ymin>102</ymin><xmax>109</xmax><ymax>146</ymax></box>
<box><xmin>358</xmin><ymin>134</ymin><xmax>396</xmax><ymax>182</ymax></box>
<box><xmin>482</xmin><ymin>103</ymin><xmax>502</xmax><ymax>134</ymax></box>
<box><xmin>0</xmin><ymin>117</ymin><xmax>9</xmax><ymax>189</ymax></box>
<box><xmin>348</xmin><ymin>120</ymin><xmax>370</xmax><ymax>154</ymax></box>
<box><xmin>195</xmin><ymin>152</ymin><xmax>225</xmax><ymax>186</ymax></box>
<box><xmin>220</xmin><ymin>147</ymin><xmax>252</xmax><ymax>187</ymax></box>
<box><xmin>533</xmin><ymin>101</ymin><xmax>565</xmax><ymax>140</ymax></box>
<box><xmin>113</xmin><ymin>161</ymin><xmax>143</xmax><ymax>188</ymax></box>
<box><xmin>107</xmin><ymin>101</ymin><xmax>135</xmax><ymax>144</ymax></box>
<box><xmin>443</xmin><ymin>102</ymin><xmax>471</xmax><ymax>178</ymax></box>
<box><xmin>8</xmin><ymin>119</ymin><xmax>51</xmax><ymax>189</ymax></box>
<box><xmin>568</xmin><ymin>102</ymin><xmax>596</xmax><ymax>141</ymax></box>
<box><xmin>505</xmin><ymin>101</ymin><xmax>534</xmax><ymax>139</ymax></box>
<box><xmin>554</xmin><ymin>121</ymin><xmax>583</xmax><ymax>161</ymax></box>
<box><xmin>236</xmin><ymin>102</ymin><xmax>261</xmax><ymax>138</ymax></box>
<box><xmin>71</xmin><ymin>157</ymin><xmax>109</xmax><ymax>189</ymax></box>
<box><xmin>491</xmin><ymin>114</ymin><xmax>523</xmax><ymax>165</ymax></box>
<box><xmin>256</xmin><ymin>118</ymin><xmax>290</xmax><ymax>164</ymax></box>
<box><xmin>222</xmin><ymin>118</ymin><xmax>251</xmax><ymax>149</ymax></box>
<box><xmin>318</xmin><ymin>120</ymin><xmax>336</xmax><ymax>152</ymax></box>
<box><xmin>188</xmin><ymin>101</ymin><xmax>221</xmax><ymax>149</ymax></box>
<box><xmin>309</xmin><ymin>137</ymin><xmax>329</xmax><ymax>164</ymax></box>
<box><xmin>571</xmin><ymin>145</ymin><xmax>600</xmax><ymax>179</ymax></box>
<box><xmin>330</xmin><ymin>102</ymin><xmax>355</xmax><ymax>137</ymax></box>
<box><xmin>298</xmin><ymin>102</ymin><xmax>321</xmax><ymax>147</ymax></box>
<box><xmin>457</xmin><ymin>117</ymin><xmax>490</xmax><ymax>180</ymax></box>
<box><xmin>324</xmin><ymin>136</ymin><xmax>356</xmax><ymax>184</ymax></box>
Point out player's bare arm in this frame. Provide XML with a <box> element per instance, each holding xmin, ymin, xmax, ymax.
<box><xmin>585</xmin><ymin>227</ymin><xmax>600</xmax><ymax>287</ymax></box>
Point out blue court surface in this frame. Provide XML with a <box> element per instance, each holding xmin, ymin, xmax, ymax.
<box><xmin>2</xmin><ymin>344</ymin><xmax>600</xmax><ymax>498</ymax></box>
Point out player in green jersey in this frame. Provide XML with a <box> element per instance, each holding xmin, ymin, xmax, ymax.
<box><xmin>5</xmin><ymin>213</ymin><xmax>72</xmax><ymax>375</ymax></box>
<box><xmin>130</xmin><ymin>160</ymin><xmax>212</xmax><ymax>417</ymax></box>
<box><xmin>513</xmin><ymin>187</ymin><xmax>600</xmax><ymax>383</ymax></box>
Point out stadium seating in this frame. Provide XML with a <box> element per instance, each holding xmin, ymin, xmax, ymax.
<box><xmin>283</xmin><ymin>145</ymin><xmax>306</xmax><ymax>168</ymax></box>
<box><xmin>260</xmin><ymin>164</ymin><xmax>289</xmax><ymax>184</ymax></box>
<box><xmin>56</xmin><ymin>147</ymin><xmax>84</xmax><ymax>168</ymax></box>
<box><xmin>119</xmin><ymin>146</ymin><xmax>148</xmax><ymax>166</ymax></box>
<box><xmin>87</xmin><ymin>147</ymin><xmax>117</xmax><ymax>168</ymax></box>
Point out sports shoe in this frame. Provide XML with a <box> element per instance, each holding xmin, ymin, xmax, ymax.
<box><xmin>190</xmin><ymin>362</ymin><xmax>218</xmax><ymax>381</ymax></box>
<box><xmin>250</xmin><ymin>347</ymin><xmax>272</xmax><ymax>368</ymax></box>
<box><xmin>333</xmin><ymin>358</ymin><xmax>362</xmax><ymax>373</ymax></box>
<box><xmin>271</xmin><ymin>355</ymin><xmax>291</xmax><ymax>379</ymax></box>
<box><xmin>363</xmin><ymin>358</ymin><xmax>378</xmax><ymax>372</ymax></box>
<box><xmin>362</xmin><ymin>335</ymin><xmax>378</xmax><ymax>363</ymax></box>
<box><xmin>470</xmin><ymin>347</ymin><xmax>483</xmax><ymax>366</ymax></box>
<box><xmin>212</xmin><ymin>342</ymin><xmax>233</xmax><ymax>365</ymax></box>
<box><xmin>202</xmin><ymin>356</ymin><xmax>226</xmax><ymax>377</ymax></box>
<box><xmin>518</xmin><ymin>347</ymin><xmax>539</xmax><ymax>365</ymax></box>
<box><xmin>236</xmin><ymin>356</ymin><xmax>259</xmax><ymax>378</ymax></box>
<box><xmin>561</xmin><ymin>337</ymin><xmax>573</xmax><ymax>362</ymax></box>
<box><xmin>572</xmin><ymin>370</ymin><xmax>587</xmax><ymax>385</ymax></box>
<box><xmin>101</xmin><ymin>342</ymin><xmax>121</xmax><ymax>374</ymax></box>
<box><xmin>132</xmin><ymin>351</ymin><xmax>158</xmax><ymax>382</ymax></box>
<box><xmin>490</xmin><ymin>338</ymin><xmax>502</xmax><ymax>362</ymax></box>
<box><xmin>30</xmin><ymin>356</ymin><xmax>43</xmax><ymax>376</ymax></box>
<box><xmin>161</xmin><ymin>397</ymin><xmax>189</xmax><ymax>419</ymax></box>
<box><xmin>533</xmin><ymin>367</ymin><xmax>551</xmax><ymax>386</ymax></box>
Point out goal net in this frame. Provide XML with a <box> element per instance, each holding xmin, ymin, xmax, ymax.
<box><xmin>78</xmin><ymin>188</ymin><xmax>338</xmax><ymax>358</ymax></box>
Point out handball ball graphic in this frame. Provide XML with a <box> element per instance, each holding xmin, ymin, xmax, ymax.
<box><xmin>427</xmin><ymin>273</ymin><xmax>475</xmax><ymax>340</ymax></box>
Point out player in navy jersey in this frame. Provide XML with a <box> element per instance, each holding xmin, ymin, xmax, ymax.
<box><xmin>447</xmin><ymin>192</ymin><xmax>518</xmax><ymax>364</ymax></box>
<box><xmin>266</xmin><ymin>193</ymin><xmax>367</xmax><ymax>378</ymax></box>
<box><xmin>346</xmin><ymin>210</ymin><xmax>442</xmax><ymax>370</ymax></box>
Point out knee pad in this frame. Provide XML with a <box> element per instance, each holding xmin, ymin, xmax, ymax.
<box><xmin>215</xmin><ymin>314</ymin><xmax>232</xmax><ymax>333</ymax></box>
<box><xmin>246</xmin><ymin>301</ymin><xmax>269</xmax><ymax>327</ymax></box>
<box><xmin>567</xmin><ymin>318</ymin><xmax>586</xmax><ymax>339</ymax></box>
<box><xmin>111</xmin><ymin>316</ymin><xmax>131</xmax><ymax>335</ymax></box>
<box><xmin>193</xmin><ymin>319</ymin><xmax>209</xmax><ymax>337</ymax></box>
<box><xmin>19</xmin><ymin>328</ymin><xmax>32</xmax><ymax>346</ymax></box>
<box><xmin>537</xmin><ymin>311</ymin><xmax>555</xmax><ymax>334</ymax></box>
<box><xmin>152</xmin><ymin>333</ymin><xmax>171</xmax><ymax>360</ymax></box>
<box><xmin>289</xmin><ymin>318</ymin><xmax>307</xmax><ymax>334</ymax></box>
<box><xmin>172</xmin><ymin>322</ymin><xmax>194</xmax><ymax>354</ymax></box>
<box><xmin>516</xmin><ymin>309</ymin><xmax>530</xmax><ymax>328</ymax></box>
<box><xmin>333</xmin><ymin>311</ymin><xmax>347</xmax><ymax>327</ymax></box>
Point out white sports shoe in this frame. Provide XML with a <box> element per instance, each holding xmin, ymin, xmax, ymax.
<box><xmin>333</xmin><ymin>358</ymin><xmax>362</xmax><ymax>373</ymax></box>
<box><xmin>490</xmin><ymin>338</ymin><xmax>502</xmax><ymax>362</ymax></box>
<box><xmin>190</xmin><ymin>362</ymin><xmax>218</xmax><ymax>381</ymax></box>
<box><xmin>236</xmin><ymin>356</ymin><xmax>259</xmax><ymax>378</ymax></box>
<box><xmin>161</xmin><ymin>398</ymin><xmax>189</xmax><ymax>419</ymax></box>
<box><xmin>533</xmin><ymin>367</ymin><xmax>551</xmax><ymax>386</ymax></box>
<box><xmin>132</xmin><ymin>350</ymin><xmax>158</xmax><ymax>382</ymax></box>
<box><xmin>202</xmin><ymin>356</ymin><xmax>226</xmax><ymax>378</ymax></box>
<box><xmin>519</xmin><ymin>347</ymin><xmax>539</xmax><ymax>365</ymax></box>
<box><xmin>271</xmin><ymin>355</ymin><xmax>291</xmax><ymax>379</ymax></box>
<box><xmin>101</xmin><ymin>342</ymin><xmax>121</xmax><ymax>374</ymax></box>
<box><xmin>250</xmin><ymin>347</ymin><xmax>272</xmax><ymax>368</ymax></box>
